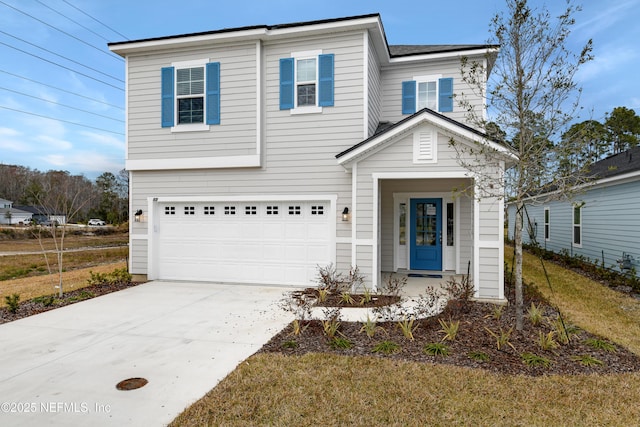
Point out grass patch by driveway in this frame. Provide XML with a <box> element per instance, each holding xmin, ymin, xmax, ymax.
<box><xmin>171</xmin><ymin>353</ymin><xmax>640</xmax><ymax>426</ymax></box>
<box><xmin>171</xmin><ymin>249</ymin><xmax>640</xmax><ymax>426</ymax></box>
<box><xmin>0</xmin><ymin>261</ymin><xmax>127</xmax><ymax>306</ymax></box>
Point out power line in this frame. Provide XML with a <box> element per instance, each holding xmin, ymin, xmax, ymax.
<box><xmin>0</xmin><ymin>41</ymin><xmax>124</xmax><ymax>91</ymax></box>
<box><xmin>61</xmin><ymin>0</ymin><xmax>129</xmax><ymax>41</ymax></box>
<box><xmin>0</xmin><ymin>105</ymin><xmax>124</xmax><ymax>135</ymax></box>
<box><xmin>0</xmin><ymin>85</ymin><xmax>124</xmax><ymax>122</ymax></box>
<box><xmin>0</xmin><ymin>0</ymin><xmax>122</xmax><ymax>62</ymax></box>
<box><xmin>0</xmin><ymin>69</ymin><xmax>123</xmax><ymax>110</ymax></box>
<box><xmin>34</xmin><ymin>0</ymin><xmax>111</xmax><ymax>42</ymax></box>
<box><xmin>0</xmin><ymin>30</ymin><xmax>123</xmax><ymax>83</ymax></box>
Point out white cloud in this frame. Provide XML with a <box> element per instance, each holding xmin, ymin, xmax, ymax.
<box><xmin>0</xmin><ymin>127</ymin><xmax>30</xmax><ymax>153</ymax></box>
<box><xmin>78</xmin><ymin>131</ymin><xmax>125</xmax><ymax>150</ymax></box>
<box><xmin>576</xmin><ymin>45</ymin><xmax>638</xmax><ymax>82</ymax></box>
<box><xmin>0</xmin><ymin>127</ymin><xmax>21</xmax><ymax>137</ymax></box>
<box><xmin>40</xmin><ymin>152</ymin><xmax>124</xmax><ymax>175</ymax></box>
<box><xmin>36</xmin><ymin>135</ymin><xmax>73</xmax><ymax>151</ymax></box>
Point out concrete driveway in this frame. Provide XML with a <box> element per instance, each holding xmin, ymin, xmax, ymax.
<box><xmin>0</xmin><ymin>281</ymin><xmax>293</xmax><ymax>426</ymax></box>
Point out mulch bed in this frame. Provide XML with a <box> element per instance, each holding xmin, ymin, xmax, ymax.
<box><xmin>0</xmin><ymin>281</ymin><xmax>142</xmax><ymax>325</ymax></box>
<box><xmin>260</xmin><ymin>285</ymin><xmax>640</xmax><ymax>376</ymax></box>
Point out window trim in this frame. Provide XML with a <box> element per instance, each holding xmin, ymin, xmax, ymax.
<box><xmin>170</xmin><ymin>59</ymin><xmax>210</xmax><ymax>132</ymax></box>
<box><xmin>291</xmin><ymin>50</ymin><xmax>323</xmax><ymax>114</ymax></box>
<box><xmin>572</xmin><ymin>204</ymin><xmax>582</xmax><ymax>248</ymax></box>
<box><xmin>544</xmin><ymin>207</ymin><xmax>550</xmax><ymax>241</ymax></box>
<box><xmin>413</xmin><ymin>74</ymin><xmax>442</xmax><ymax>111</ymax></box>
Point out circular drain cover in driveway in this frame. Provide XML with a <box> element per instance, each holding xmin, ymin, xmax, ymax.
<box><xmin>116</xmin><ymin>377</ymin><xmax>148</xmax><ymax>390</ymax></box>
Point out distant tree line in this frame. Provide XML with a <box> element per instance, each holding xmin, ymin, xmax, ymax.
<box><xmin>559</xmin><ymin>106</ymin><xmax>640</xmax><ymax>170</ymax></box>
<box><xmin>0</xmin><ymin>165</ymin><xmax>129</xmax><ymax>224</ymax></box>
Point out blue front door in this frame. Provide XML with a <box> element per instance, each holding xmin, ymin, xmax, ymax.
<box><xmin>410</xmin><ymin>198</ymin><xmax>442</xmax><ymax>270</ymax></box>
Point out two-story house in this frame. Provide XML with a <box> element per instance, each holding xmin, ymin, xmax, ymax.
<box><xmin>109</xmin><ymin>14</ymin><xmax>515</xmax><ymax>301</ymax></box>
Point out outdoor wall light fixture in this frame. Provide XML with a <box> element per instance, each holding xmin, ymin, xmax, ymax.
<box><xmin>134</xmin><ymin>209</ymin><xmax>143</xmax><ymax>222</ymax></box>
<box><xmin>342</xmin><ymin>207</ymin><xmax>350</xmax><ymax>222</ymax></box>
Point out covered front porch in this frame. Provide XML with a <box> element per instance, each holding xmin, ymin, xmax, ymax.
<box><xmin>336</xmin><ymin>110</ymin><xmax>509</xmax><ymax>301</ymax></box>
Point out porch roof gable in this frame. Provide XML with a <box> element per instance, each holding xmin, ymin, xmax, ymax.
<box><xmin>335</xmin><ymin>108</ymin><xmax>518</xmax><ymax>168</ymax></box>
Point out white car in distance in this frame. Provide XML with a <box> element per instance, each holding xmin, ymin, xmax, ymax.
<box><xmin>88</xmin><ymin>219</ymin><xmax>106</xmax><ymax>226</ymax></box>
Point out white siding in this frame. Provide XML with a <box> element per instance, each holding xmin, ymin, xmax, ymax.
<box><xmin>368</xmin><ymin>40</ymin><xmax>382</xmax><ymax>136</ymax></box>
<box><xmin>380</xmin><ymin>57</ymin><xmax>484</xmax><ymax>127</ymax></box>
<box><xmin>127</xmin><ymin>42</ymin><xmax>258</xmax><ymax>160</ymax></box>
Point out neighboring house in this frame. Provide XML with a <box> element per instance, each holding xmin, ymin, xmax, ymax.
<box><xmin>12</xmin><ymin>205</ymin><xmax>67</xmax><ymax>225</ymax></box>
<box><xmin>0</xmin><ymin>199</ymin><xmax>33</xmax><ymax>225</ymax></box>
<box><xmin>109</xmin><ymin>14</ymin><xmax>516</xmax><ymax>300</ymax></box>
<box><xmin>507</xmin><ymin>146</ymin><xmax>640</xmax><ymax>274</ymax></box>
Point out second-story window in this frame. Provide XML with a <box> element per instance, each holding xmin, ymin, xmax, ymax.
<box><xmin>417</xmin><ymin>80</ymin><xmax>437</xmax><ymax>110</ymax></box>
<box><xmin>296</xmin><ymin>58</ymin><xmax>317</xmax><ymax>106</ymax></box>
<box><xmin>176</xmin><ymin>67</ymin><xmax>204</xmax><ymax>124</ymax></box>
<box><xmin>402</xmin><ymin>76</ymin><xmax>453</xmax><ymax>115</ymax></box>
<box><xmin>161</xmin><ymin>60</ymin><xmax>220</xmax><ymax>130</ymax></box>
<box><xmin>280</xmin><ymin>51</ymin><xmax>334</xmax><ymax>113</ymax></box>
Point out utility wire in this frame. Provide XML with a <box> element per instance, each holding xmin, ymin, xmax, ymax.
<box><xmin>0</xmin><ymin>30</ymin><xmax>123</xmax><ymax>83</ymax></box>
<box><xmin>34</xmin><ymin>0</ymin><xmax>111</xmax><ymax>42</ymax></box>
<box><xmin>0</xmin><ymin>69</ymin><xmax>123</xmax><ymax>110</ymax></box>
<box><xmin>0</xmin><ymin>41</ymin><xmax>123</xmax><ymax>91</ymax></box>
<box><xmin>61</xmin><ymin>0</ymin><xmax>129</xmax><ymax>40</ymax></box>
<box><xmin>0</xmin><ymin>85</ymin><xmax>124</xmax><ymax>122</ymax></box>
<box><xmin>0</xmin><ymin>105</ymin><xmax>124</xmax><ymax>135</ymax></box>
<box><xmin>0</xmin><ymin>0</ymin><xmax>122</xmax><ymax>62</ymax></box>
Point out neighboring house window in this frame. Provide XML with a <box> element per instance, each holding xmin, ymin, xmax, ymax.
<box><xmin>402</xmin><ymin>76</ymin><xmax>454</xmax><ymax>114</ymax></box>
<box><xmin>572</xmin><ymin>205</ymin><xmax>582</xmax><ymax>247</ymax></box>
<box><xmin>544</xmin><ymin>207</ymin><xmax>550</xmax><ymax>241</ymax></box>
<box><xmin>161</xmin><ymin>60</ymin><xmax>220</xmax><ymax>130</ymax></box>
<box><xmin>280</xmin><ymin>50</ymin><xmax>334</xmax><ymax>113</ymax></box>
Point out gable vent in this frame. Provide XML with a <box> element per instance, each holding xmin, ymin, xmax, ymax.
<box><xmin>413</xmin><ymin>130</ymin><xmax>436</xmax><ymax>163</ymax></box>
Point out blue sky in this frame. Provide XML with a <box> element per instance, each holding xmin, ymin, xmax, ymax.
<box><xmin>0</xmin><ymin>0</ymin><xmax>638</xmax><ymax>179</ymax></box>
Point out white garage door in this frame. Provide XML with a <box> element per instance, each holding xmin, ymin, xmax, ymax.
<box><xmin>154</xmin><ymin>200</ymin><xmax>332</xmax><ymax>286</ymax></box>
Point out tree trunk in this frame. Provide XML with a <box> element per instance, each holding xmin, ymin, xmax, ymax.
<box><xmin>514</xmin><ymin>200</ymin><xmax>524</xmax><ymax>331</ymax></box>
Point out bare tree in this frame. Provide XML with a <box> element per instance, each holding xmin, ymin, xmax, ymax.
<box><xmin>27</xmin><ymin>171</ymin><xmax>96</xmax><ymax>297</ymax></box>
<box><xmin>455</xmin><ymin>0</ymin><xmax>593</xmax><ymax>330</ymax></box>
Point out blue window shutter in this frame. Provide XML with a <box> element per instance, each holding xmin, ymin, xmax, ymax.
<box><xmin>318</xmin><ymin>53</ymin><xmax>334</xmax><ymax>107</ymax></box>
<box><xmin>402</xmin><ymin>80</ymin><xmax>416</xmax><ymax>115</ymax></box>
<box><xmin>206</xmin><ymin>62</ymin><xmax>220</xmax><ymax>125</ymax></box>
<box><xmin>161</xmin><ymin>67</ymin><xmax>174</xmax><ymax>127</ymax></box>
<box><xmin>279</xmin><ymin>58</ymin><xmax>294</xmax><ymax>110</ymax></box>
<box><xmin>438</xmin><ymin>77</ymin><xmax>454</xmax><ymax>112</ymax></box>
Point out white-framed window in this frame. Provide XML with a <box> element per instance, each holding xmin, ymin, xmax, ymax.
<box><xmin>245</xmin><ymin>206</ymin><xmax>257</xmax><ymax>215</ymax></box>
<box><xmin>544</xmin><ymin>207</ymin><xmax>550</xmax><ymax>241</ymax></box>
<box><xmin>572</xmin><ymin>204</ymin><xmax>582</xmax><ymax>247</ymax></box>
<box><xmin>280</xmin><ymin>50</ymin><xmax>334</xmax><ymax>114</ymax></box>
<box><xmin>161</xmin><ymin>59</ymin><xmax>220</xmax><ymax>132</ymax></box>
<box><xmin>224</xmin><ymin>206</ymin><xmax>236</xmax><ymax>215</ymax></box>
<box><xmin>176</xmin><ymin>67</ymin><xmax>204</xmax><ymax>125</ymax></box>
<box><xmin>310</xmin><ymin>205</ymin><xmax>324</xmax><ymax>215</ymax></box>
<box><xmin>164</xmin><ymin>206</ymin><xmax>175</xmax><ymax>215</ymax></box>
<box><xmin>204</xmin><ymin>206</ymin><xmax>215</xmax><ymax>215</ymax></box>
<box><xmin>414</xmin><ymin>75</ymin><xmax>441</xmax><ymax>111</ymax></box>
<box><xmin>184</xmin><ymin>206</ymin><xmax>195</xmax><ymax>215</ymax></box>
<box><xmin>402</xmin><ymin>76</ymin><xmax>453</xmax><ymax>115</ymax></box>
<box><xmin>266</xmin><ymin>205</ymin><xmax>279</xmax><ymax>215</ymax></box>
<box><xmin>296</xmin><ymin>57</ymin><xmax>317</xmax><ymax>107</ymax></box>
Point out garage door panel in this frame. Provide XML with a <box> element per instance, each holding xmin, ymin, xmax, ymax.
<box><xmin>156</xmin><ymin>201</ymin><xmax>331</xmax><ymax>286</ymax></box>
